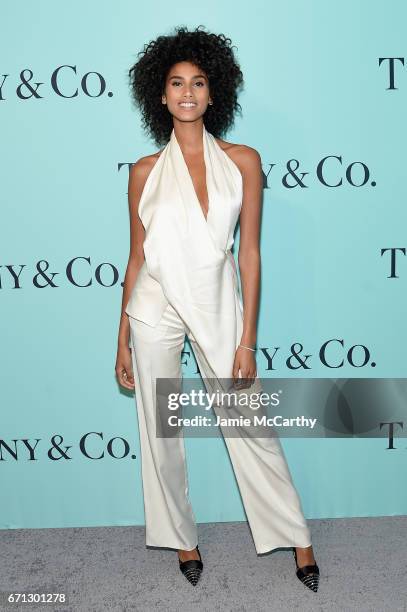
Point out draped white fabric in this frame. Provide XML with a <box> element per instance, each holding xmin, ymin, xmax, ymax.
<box><xmin>126</xmin><ymin>124</ymin><xmax>245</xmax><ymax>381</ymax></box>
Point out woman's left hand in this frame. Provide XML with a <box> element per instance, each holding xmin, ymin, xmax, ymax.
<box><xmin>232</xmin><ymin>346</ymin><xmax>257</xmax><ymax>388</ymax></box>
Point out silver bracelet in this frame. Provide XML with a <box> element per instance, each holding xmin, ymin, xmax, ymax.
<box><xmin>238</xmin><ymin>344</ymin><xmax>256</xmax><ymax>352</ymax></box>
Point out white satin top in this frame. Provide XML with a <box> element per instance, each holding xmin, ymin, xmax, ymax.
<box><xmin>125</xmin><ymin>124</ymin><xmax>244</xmax><ymax>379</ymax></box>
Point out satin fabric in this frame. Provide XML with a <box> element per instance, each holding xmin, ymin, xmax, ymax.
<box><xmin>125</xmin><ymin>124</ymin><xmax>313</xmax><ymax>553</ymax></box>
<box><xmin>125</xmin><ymin>124</ymin><xmax>244</xmax><ymax>381</ymax></box>
<box><xmin>128</xmin><ymin>301</ymin><xmax>313</xmax><ymax>553</ymax></box>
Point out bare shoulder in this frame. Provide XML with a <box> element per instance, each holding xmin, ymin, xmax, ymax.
<box><xmin>215</xmin><ymin>137</ymin><xmax>261</xmax><ymax>174</ymax></box>
<box><xmin>129</xmin><ymin>148</ymin><xmax>164</xmax><ymax>186</ymax></box>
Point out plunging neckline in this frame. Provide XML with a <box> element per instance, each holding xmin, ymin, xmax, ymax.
<box><xmin>172</xmin><ymin>126</ymin><xmax>210</xmax><ymax>223</ymax></box>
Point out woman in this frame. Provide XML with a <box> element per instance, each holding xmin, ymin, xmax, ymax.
<box><xmin>115</xmin><ymin>25</ymin><xmax>320</xmax><ymax>592</ymax></box>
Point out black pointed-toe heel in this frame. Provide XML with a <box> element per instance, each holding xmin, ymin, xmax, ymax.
<box><xmin>178</xmin><ymin>545</ymin><xmax>203</xmax><ymax>586</ymax></box>
<box><xmin>293</xmin><ymin>547</ymin><xmax>320</xmax><ymax>592</ymax></box>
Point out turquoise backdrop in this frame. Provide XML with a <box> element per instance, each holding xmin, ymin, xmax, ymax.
<box><xmin>1</xmin><ymin>0</ymin><xmax>406</xmax><ymax>529</ymax></box>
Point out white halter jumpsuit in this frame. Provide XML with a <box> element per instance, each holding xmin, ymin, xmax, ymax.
<box><xmin>125</xmin><ymin>124</ymin><xmax>312</xmax><ymax>553</ymax></box>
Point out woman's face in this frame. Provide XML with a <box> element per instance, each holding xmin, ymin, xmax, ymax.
<box><xmin>162</xmin><ymin>61</ymin><xmax>212</xmax><ymax>123</ymax></box>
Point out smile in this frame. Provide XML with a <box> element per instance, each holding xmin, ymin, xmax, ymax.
<box><xmin>179</xmin><ymin>102</ymin><xmax>197</xmax><ymax>108</ymax></box>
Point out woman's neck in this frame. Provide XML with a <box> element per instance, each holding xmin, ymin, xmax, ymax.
<box><xmin>172</xmin><ymin>120</ymin><xmax>204</xmax><ymax>154</ymax></box>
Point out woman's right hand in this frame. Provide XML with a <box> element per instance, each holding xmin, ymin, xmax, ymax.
<box><xmin>115</xmin><ymin>344</ymin><xmax>135</xmax><ymax>390</ymax></box>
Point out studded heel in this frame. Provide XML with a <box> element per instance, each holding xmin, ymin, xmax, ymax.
<box><xmin>178</xmin><ymin>545</ymin><xmax>203</xmax><ymax>586</ymax></box>
<box><xmin>293</xmin><ymin>547</ymin><xmax>320</xmax><ymax>592</ymax></box>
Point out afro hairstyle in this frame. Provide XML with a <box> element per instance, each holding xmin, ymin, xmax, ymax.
<box><xmin>128</xmin><ymin>25</ymin><xmax>244</xmax><ymax>146</ymax></box>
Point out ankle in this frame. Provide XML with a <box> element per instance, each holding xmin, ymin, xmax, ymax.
<box><xmin>178</xmin><ymin>546</ymin><xmax>200</xmax><ymax>562</ymax></box>
<box><xmin>295</xmin><ymin>546</ymin><xmax>316</xmax><ymax>564</ymax></box>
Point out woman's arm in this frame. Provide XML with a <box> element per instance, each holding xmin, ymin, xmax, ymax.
<box><xmin>117</xmin><ymin>161</ymin><xmax>147</xmax><ymax>344</ymax></box>
<box><xmin>116</xmin><ymin>156</ymin><xmax>153</xmax><ymax>389</ymax></box>
<box><xmin>237</xmin><ymin>146</ymin><xmax>263</xmax><ymax>347</ymax></box>
<box><xmin>231</xmin><ymin>145</ymin><xmax>263</xmax><ymax>381</ymax></box>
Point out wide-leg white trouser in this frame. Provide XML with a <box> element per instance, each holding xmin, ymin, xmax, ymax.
<box><xmin>128</xmin><ymin>303</ymin><xmax>312</xmax><ymax>554</ymax></box>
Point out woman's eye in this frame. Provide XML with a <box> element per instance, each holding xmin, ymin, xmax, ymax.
<box><xmin>170</xmin><ymin>80</ymin><xmax>205</xmax><ymax>88</ymax></box>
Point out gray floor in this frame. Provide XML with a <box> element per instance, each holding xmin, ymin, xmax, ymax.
<box><xmin>0</xmin><ymin>517</ymin><xmax>405</xmax><ymax>611</ymax></box>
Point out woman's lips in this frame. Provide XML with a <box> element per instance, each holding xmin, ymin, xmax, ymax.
<box><xmin>179</xmin><ymin>102</ymin><xmax>197</xmax><ymax>109</ymax></box>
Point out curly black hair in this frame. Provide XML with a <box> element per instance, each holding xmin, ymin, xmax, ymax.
<box><xmin>128</xmin><ymin>25</ymin><xmax>244</xmax><ymax>146</ymax></box>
